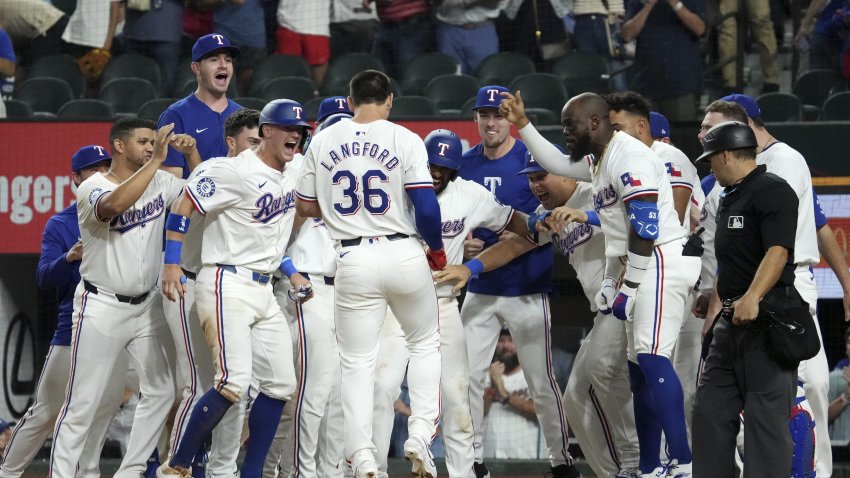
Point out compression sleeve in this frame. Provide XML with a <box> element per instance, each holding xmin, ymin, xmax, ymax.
<box><xmin>406</xmin><ymin>187</ymin><xmax>444</xmax><ymax>251</ymax></box>
<box><xmin>517</xmin><ymin>124</ymin><xmax>592</xmax><ymax>181</ymax></box>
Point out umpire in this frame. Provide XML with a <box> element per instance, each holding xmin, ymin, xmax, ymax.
<box><xmin>691</xmin><ymin>121</ymin><xmax>800</xmax><ymax>477</ymax></box>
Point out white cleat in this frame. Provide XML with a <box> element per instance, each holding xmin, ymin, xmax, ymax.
<box><xmin>403</xmin><ymin>434</ymin><xmax>437</xmax><ymax>478</ymax></box>
<box><xmin>665</xmin><ymin>460</ymin><xmax>692</xmax><ymax>478</ymax></box>
<box><xmin>616</xmin><ymin>466</ymin><xmax>641</xmax><ymax>478</ymax></box>
<box><xmin>639</xmin><ymin>466</ymin><xmax>667</xmax><ymax>478</ymax></box>
<box><xmin>156</xmin><ymin>464</ymin><xmax>191</xmax><ymax>478</ymax></box>
<box><xmin>351</xmin><ymin>449</ymin><xmax>378</xmax><ymax>478</ymax></box>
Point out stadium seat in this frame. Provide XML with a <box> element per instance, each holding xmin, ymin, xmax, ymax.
<box><xmin>304</xmin><ymin>97</ymin><xmax>323</xmax><ymax>120</ymax></box>
<box><xmin>461</xmin><ymin>97</ymin><xmax>477</xmax><ymax>117</ymax></box>
<box><xmin>99</xmin><ymin>78</ymin><xmax>159</xmax><ymax>116</ymax></box>
<box><xmin>525</xmin><ymin>108</ymin><xmax>560</xmax><ymax>125</ymax></box>
<box><xmin>58</xmin><ymin>99</ymin><xmax>115</xmax><ymax>120</ymax></box>
<box><xmin>389</xmin><ymin>96</ymin><xmax>438</xmax><ymax>119</ymax></box>
<box><xmin>400</xmin><ymin>52</ymin><xmax>460</xmax><ymax>96</ymax></box>
<box><xmin>821</xmin><ymin>91</ymin><xmax>850</xmax><ymax>121</ymax></box>
<box><xmin>425</xmin><ymin>74</ymin><xmax>479</xmax><ymax>113</ymax></box>
<box><xmin>475</xmin><ymin>52</ymin><xmax>535</xmax><ymax>88</ymax></box>
<box><xmin>755</xmin><ymin>93</ymin><xmax>802</xmax><ymax>122</ymax></box>
<box><xmin>510</xmin><ymin>73</ymin><xmax>567</xmax><ymax>115</ymax></box>
<box><xmin>260</xmin><ymin>77</ymin><xmax>318</xmax><ymax>104</ymax></box>
<box><xmin>323</xmin><ymin>53</ymin><xmax>385</xmax><ymax>96</ymax></box>
<box><xmin>389</xmin><ymin>77</ymin><xmax>402</xmax><ymax>97</ymax></box>
<box><xmin>793</xmin><ymin>69</ymin><xmax>845</xmax><ymax>120</ymax></box>
<box><xmin>28</xmin><ymin>54</ymin><xmax>87</xmax><ymax>98</ymax></box>
<box><xmin>14</xmin><ymin>77</ymin><xmax>75</xmax><ymax>115</ymax></box>
<box><xmin>101</xmin><ymin>54</ymin><xmax>163</xmax><ymax>96</ymax></box>
<box><xmin>4</xmin><ymin>99</ymin><xmax>33</xmax><ymax>119</ymax></box>
<box><xmin>137</xmin><ymin>98</ymin><xmax>178</xmax><ymax>121</ymax></box>
<box><xmin>249</xmin><ymin>54</ymin><xmax>312</xmax><ymax>97</ymax></box>
<box><xmin>552</xmin><ymin>51</ymin><xmax>611</xmax><ymax>95</ymax></box>
<box><xmin>234</xmin><ymin>97</ymin><xmax>268</xmax><ymax>112</ymax></box>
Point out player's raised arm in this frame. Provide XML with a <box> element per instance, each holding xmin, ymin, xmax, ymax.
<box><xmin>161</xmin><ymin>193</ymin><xmax>197</xmax><ymax>302</ymax></box>
<box><xmin>434</xmin><ymin>234</ymin><xmax>537</xmax><ymax>293</ymax></box>
<box><xmin>97</xmin><ymin>123</ymin><xmax>175</xmax><ymax>219</ymax></box>
<box><xmin>169</xmin><ymin>133</ymin><xmax>202</xmax><ymax>172</ymax></box>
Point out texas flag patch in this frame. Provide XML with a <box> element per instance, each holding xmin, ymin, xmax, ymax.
<box><xmin>620</xmin><ymin>172</ymin><xmax>642</xmax><ymax>187</ymax></box>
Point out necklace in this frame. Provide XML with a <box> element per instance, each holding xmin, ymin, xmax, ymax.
<box><xmin>591</xmin><ymin>131</ymin><xmax>616</xmax><ymax>176</ymax></box>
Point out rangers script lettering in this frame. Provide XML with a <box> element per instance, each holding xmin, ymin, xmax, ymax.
<box><xmin>253</xmin><ymin>190</ymin><xmax>296</xmax><ymax>223</ymax></box>
<box><xmin>441</xmin><ymin>217</ymin><xmax>466</xmax><ymax>238</ymax></box>
<box><xmin>593</xmin><ymin>184</ymin><xmax>618</xmax><ymax>211</ymax></box>
<box><xmin>110</xmin><ymin>193</ymin><xmax>166</xmax><ymax>234</ymax></box>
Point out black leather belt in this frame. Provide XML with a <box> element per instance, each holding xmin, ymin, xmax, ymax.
<box><xmin>301</xmin><ymin>273</ymin><xmax>335</xmax><ymax>286</ymax></box>
<box><xmin>181</xmin><ymin>268</ymin><xmax>197</xmax><ymax>281</ymax></box>
<box><xmin>83</xmin><ymin>279</ymin><xmax>150</xmax><ymax>305</ymax></box>
<box><xmin>340</xmin><ymin>233</ymin><xmax>409</xmax><ymax>248</ymax></box>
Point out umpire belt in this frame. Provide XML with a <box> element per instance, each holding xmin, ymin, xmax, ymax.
<box><xmin>215</xmin><ymin>264</ymin><xmax>274</xmax><ymax>285</ymax></box>
<box><xmin>83</xmin><ymin>279</ymin><xmax>150</xmax><ymax>305</ymax></box>
<box><xmin>300</xmin><ymin>272</ymin><xmax>335</xmax><ymax>286</ymax></box>
<box><xmin>339</xmin><ymin>233</ymin><xmax>409</xmax><ymax>247</ymax></box>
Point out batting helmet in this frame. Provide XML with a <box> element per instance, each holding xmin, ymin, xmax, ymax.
<box><xmin>317</xmin><ymin>96</ymin><xmax>353</xmax><ymax>123</ymax></box>
<box><xmin>316</xmin><ymin>112</ymin><xmax>351</xmax><ymax>134</ymax></box>
<box><xmin>695</xmin><ymin>121</ymin><xmax>757</xmax><ymax>163</ymax></box>
<box><xmin>424</xmin><ymin>129</ymin><xmax>462</xmax><ymax>171</ymax></box>
<box><xmin>259</xmin><ymin>99</ymin><xmax>313</xmax><ymax>149</ymax></box>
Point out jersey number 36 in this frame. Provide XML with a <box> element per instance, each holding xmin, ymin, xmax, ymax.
<box><xmin>332</xmin><ymin>169</ymin><xmax>390</xmax><ymax>215</ymax></box>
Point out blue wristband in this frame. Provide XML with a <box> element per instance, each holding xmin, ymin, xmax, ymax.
<box><xmin>165</xmin><ymin>213</ymin><xmax>190</xmax><ymax>234</ymax></box>
<box><xmin>164</xmin><ymin>239</ymin><xmax>183</xmax><ymax>264</ymax></box>
<box><xmin>465</xmin><ymin>258</ymin><xmax>485</xmax><ymax>278</ymax></box>
<box><xmin>279</xmin><ymin>256</ymin><xmax>299</xmax><ymax>278</ymax></box>
<box><xmin>585</xmin><ymin>210</ymin><xmax>601</xmax><ymax>226</ymax></box>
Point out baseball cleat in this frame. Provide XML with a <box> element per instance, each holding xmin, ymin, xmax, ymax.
<box><xmin>351</xmin><ymin>449</ymin><xmax>378</xmax><ymax>478</ymax></box>
<box><xmin>547</xmin><ymin>463</ymin><xmax>581</xmax><ymax>478</ymax></box>
<box><xmin>665</xmin><ymin>460</ymin><xmax>692</xmax><ymax>478</ymax></box>
<box><xmin>403</xmin><ymin>434</ymin><xmax>437</xmax><ymax>478</ymax></box>
<box><xmin>473</xmin><ymin>462</ymin><xmax>490</xmax><ymax>478</ymax></box>
<box><xmin>639</xmin><ymin>466</ymin><xmax>667</xmax><ymax>478</ymax></box>
<box><xmin>615</xmin><ymin>466</ymin><xmax>641</xmax><ymax>478</ymax></box>
<box><xmin>155</xmin><ymin>464</ymin><xmax>191</xmax><ymax>478</ymax></box>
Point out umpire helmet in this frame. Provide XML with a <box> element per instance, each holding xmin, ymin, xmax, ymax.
<box><xmin>259</xmin><ymin>99</ymin><xmax>313</xmax><ymax>150</ymax></box>
<box><xmin>696</xmin><ymin>121</ymin><xmax>757</xmax><ymax>163</ymax></box>
<box><xmin>424</xmin><ymin>129</ymin><xmax>462</xmax><ymax>171</ymax></box>
<box><xmin>316</xmin><ymin>112</ymin><xmax>351</xmax><ymax>134</ymax></box>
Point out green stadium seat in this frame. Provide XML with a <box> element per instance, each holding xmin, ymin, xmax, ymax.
<box><xmin>756</xmin><ymin>93</ymin><xmax>802</xmax><ymax>122</ymax></box>
<box><xmin>4</xmin><ymin>99</ymin><xmax>33</xmax><ymax>119</ymax></box>
<box><xmin>475</xmin><ymin>52</ymin><xmax>535</xmax><ymax>88</ymax></box>
<box><xmin>58</xmin><ymin>99</ymin><xmax>115</xmax><ymax>120</ymax></box>
<box><xmin>260</xmin><ymin>77</ymin><xmax>318</xmax><ymax>104</ymax></box>
<box><xmin>137</xmin><ymin>98</ymin><xmax>179</xmax><ymax>121</ymax></box>
<box><xmin>99</xmin><ymin>78</ymin><xmax>159</xmax><ymax>116</ymax></box>
<box><xmin>510</xmin><ymin>73</ymin><xmax>567</xmax><ymax>116</ymax></box>
<box><xmin>793</xmin><ymin>69</ymin><xmax>845</xmax><ymax>120</ymax></box>
<box><xmin>234</xmin><ymin>97</ymin><xmax>268</xmax><ymax>112</ymax></box>
<box><xmin>400</xmin><ymin>53</ymin><xmax>460</xmax><ymax>96</ymax></box>
<box><xmin>822</xmin><ymin>91</ymin><xmax>850</xmax><ymax>121</ymax></box>
<box><xmin>389</xmin><ymin>96</ymin><xmax>438</xmax><ymax>119</ymax></box>
<box><xmin>14</xmin><ymin>78</ymin><xmax>74</xmax><ymax>115</ymax></box>
<box><xmin>323</xmin><ymin>53</ymin><xmax>385</xmax><ymax>96</ymax></box>
<box><xmin>425</xmin><ymin>74</ymin><xmax>479</xmax><ymax>113</ymax></box>
<box><xmin>552</xmin><ymin>51</ymin><xmax>611</xmax><ymax>96</ymax></box>
<box><xmin>29</xmin><ymin>54</ymin><xmax>87</xmax><ymax>98</ymax></box>
<box><xmin>101</xmin><ymin>54</ymin><xmax>163</xmax><ymax>96</ymax></box>
<box><xmin>248</xmin><ymin>54</ymin><xmax>312</xmax><ymax>97</ymax></box>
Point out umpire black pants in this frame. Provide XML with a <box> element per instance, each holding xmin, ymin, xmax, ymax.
<box><xmin>692</xmin><ymin>316</ymin><xmax>796</xmax><ymax>478</ymax></box>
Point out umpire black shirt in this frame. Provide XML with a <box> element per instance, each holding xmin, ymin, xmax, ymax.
<box><xmin>715</xmin><ymin>164</ymin><xmax>798</xmax><ymax>300</ymax></box>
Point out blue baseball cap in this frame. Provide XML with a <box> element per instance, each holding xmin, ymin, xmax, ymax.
<box><xmin>192</xmin><ymin>33</ymin><xmax>240</xmax><ymax>62</ymax></box>
<box><xmin>517</xmin><ymin>151</ymin><xmax>546</xmax><ymax>175</ymax></box>
<box><xmin>649</xmin><ymin>112</ymin><xmax>671</xmax><ymax>139</ymax></box>
<box><xmin>720</xmin><ymin>93</ymin><xmax>761</xmax><ymax>119</ymax></box>
<box><xmin>317</xmin><ymin>96</ymin><xmax>352</xmax><ymax>123</ymax></box>
<box><xmin>72</xmin><ymin>145</ymin><xmax>111</xmax><ymax>172</ymax></box>
<box><xmin>473</xmin><ymin>85</ymin><xmax>510</xmax><ymax>111</ymax></box>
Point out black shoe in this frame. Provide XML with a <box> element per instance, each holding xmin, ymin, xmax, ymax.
<box><xmin>547</xmin><ymin>463</ymin><xmax>582</xmax><ymax>478</ymax></box>
<box><xmin>473</xmin><ymin>461</ymin><xmax>490</xmax><ymax>478</ymax></box>
<box><xmin>762</xmin><ymin>83</ymin><xmax>780</xmax><ymax>93</ymax></box>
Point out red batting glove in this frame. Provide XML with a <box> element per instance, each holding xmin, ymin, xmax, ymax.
<box><xmin>427</xmin><ymin>248</ymin><xmax>447</xmax><ymax>271</ymax></box>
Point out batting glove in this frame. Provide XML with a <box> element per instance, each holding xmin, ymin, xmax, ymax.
<box><xmin>612</xmin><ymin>284</ymin><xmax>638</xmax><ymax>322</ymax></box>
<box><xmin>427</xmin><ymin>248</ymin><xmax>447</xmax><ymax>271</ymax></box>
<box><xmin>526</xmin><ymin>210</ymin><xmax>552</xmax><ymax>233</ymax></box>
<box><xmin>594</xmin><ymin>277</ymin><xmax>618</xmax><ymax>314</ymax></box>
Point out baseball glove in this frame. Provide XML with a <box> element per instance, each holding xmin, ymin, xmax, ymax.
<box><xmin>77</xmin><ymin>48</ymin><xmax>112</xmax><ymax>82</ymax></box>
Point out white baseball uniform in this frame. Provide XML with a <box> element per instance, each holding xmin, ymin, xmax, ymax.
<box><xmin>529</xmin><ymin>182</ymin><xmax>641</xmax><ymax>477</ymax></box>
<box><xmin>184</xmin><ymin>148</ymin><xmax>298</xmax><ymax>405</ymax></box>
<box><xmin>592</xmin><ymin>132</ymin><xmax>700</xmax><ymax>361</ymax></box>
<box><xmin>373</xmin><ymin>177</ymin><xmax>514</xmax><ymax>478</ymax></box>
<box><xmin>758</xmin><ymin>141</ymin><xmax>831</xmax><ymax>478</ymax></box>
<box><xmin>50</xmin><ymin>171</ymin><xmax>182</xmax><ymax>478</ymax></box>
<box><xmin>296</xmin><ymin>118</ymin><xmax>442</xmax><ymax>463</ymax></box>
<box><xmin>162</xmin><ymin>157</ymin><xmax>244</xmax><ymax>478</ymax></box>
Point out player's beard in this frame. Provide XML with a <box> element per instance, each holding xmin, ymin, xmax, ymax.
<box><xmin>568</xmin><ymin>133</ymin><xmax>591</xmax><ymax>161</ymax></box>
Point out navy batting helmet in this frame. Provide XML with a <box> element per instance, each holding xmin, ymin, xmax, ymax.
<box><xmin>259</xmin><ymin>99</ymin><xmax>313</xmax><ymax>149</ymax></box>
<box><xmin>316</xmin><ymin>112</ymin><xmax>351</xmax><ymax>134</ymax></box>
<box><xmin>317</xmin><ymin>96</ymin><xmax>353</xmax><ymax>123</ymax></box>
<box><xmin>424</xmin><ymin>129</ymin><xmax>462</xmax><ymax>170</ymax></box>
<box><xmin>695</xmin><ymin>121</ymin><xmax>757</xmax><ymax>163</ymax></box>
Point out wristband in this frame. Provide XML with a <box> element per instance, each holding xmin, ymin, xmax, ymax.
<box><xmin>464</xmin><ymin>258</ymin><xmax>485</xmax><ymax>278</ymax></box>
<box><xmin>165</xmin><ymin>214</ymin><xmax>190</xmax><ymax>234</ymax></box>
<box><xmin>584</xmin><ymin>210</ymin><xmax>601</xmax><ymax>226</ymax></box>
<box><xmin>164</xmin><ymin>239</ymin><xmax>183</xmax><ymax>264</ymax></box>
<box><xmin>623</xmin><ymin>251</ymin><xmax>651</xmax><ymax>285</ymax></box>
<box><xmin>279</xmin><ymin>256</ymin><xmax>299</xmax><ymax>278</ymax></box>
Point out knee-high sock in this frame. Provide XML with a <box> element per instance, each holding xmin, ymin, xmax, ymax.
<box><xmin>629</xmin><ymin>360</ymin><xmax>663</xmax><ymax>473</ymax></box>
<box><xmin>637</xmin><ymin>353</ymin><xmax>692</xmax><ymax>464</ymax></box>
<box><xmin>241</xmin><ymin>393</ymin><xmax>286</xmax><ymax>478</ymax></box>
<box><xmin>170</xmin><ymin>390</ymin><xmax>233</xmax><ymax>469</ymax></box>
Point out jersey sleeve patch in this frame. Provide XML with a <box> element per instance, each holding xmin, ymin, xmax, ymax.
<box><xmin>620</xmin><ymin>171</ymin><xmax>659</xmax><ymax>201</ymax></box>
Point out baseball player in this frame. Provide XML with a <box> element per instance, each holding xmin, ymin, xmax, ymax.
<box><xmin>436</xmin><ymin>151</ymin><xmax>642</xmax><ymax>478</ymax></box>
<box><xmin>49</xmin><ymin>119</ymin><xmax>199</xmax><ymax>478</ymax></box>
<box><xmin>558</xmin><ymin>93</ymin><xmax>700</xmax><ymax>477</ymax></box>
<box><xmin>316</xmin><ymin>96</ymin><xmax>353</xmax><ymax>123</ymax></box>
<box><xmin>0</xmin><ymin>146</ymin><xmax>126</xmax><ymax>478</ymax></box>
<box><xmin>162</xmin><ymin>108</ymin><xmax>262</xmax><ymax>478</ymax></box>
<box><xmin>157</xmin><ymin>99</ymin><xmax>311</xmax><ymax>478</ymax></box>
<box><xmin>457</xmin><ymin>85</ymin><xmax>577</xmax><ymax>478</ymax></box>
<box><xmin>295</xmin><ymin>70</ymin><xmax>445</xmax><ymax>478</ymax></box>
<box><xmin>158</xmin><ymin>33</ymin><xmax>243</xmax><ymax>178</ymax></box>
<box><xmin>371</xmin><ymin>129</ymin><xmax>531</xmax><ymax>478</ymax></box>
<box><xmin>648</xmin><ymin>112</ymin><xmax>671</xmax><ymax>144</ymax></box>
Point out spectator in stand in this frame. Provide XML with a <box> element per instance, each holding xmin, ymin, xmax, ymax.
<box><xmin>0</xmin><ymin>0</ymin><xmax>66</xmax><ymax>66</ymax></box>
<box><xmin>120</xmin><ymin>0</ymin><xmax>184</xmax><ymax>89</ymax></box>
<box><xmin>622</xmin><ymin>0</ymin><xmax>706</xmax><ymax>121</ymax></box>
<box><xmin>214</xmin><ymin>0</ymin><xmax>266</xmax><ymax>91</ymax></box>
<box><xmin>718</xmin><ymin>0</ymin><xmax>781</xmax><ymax>93</ymax></box>
<box><xmin>482</xmin><ymin>329</ymin><xmax>546</xmax><ymax>460</ymax></box>
<box><xmin>61</xmin><ymin>0</ymin><xmax>122</xmax><ymax>57</ymax></box>
<box><xmin>367</xmin><ymin>0</ymin><xmax>433</xmax><ymax>80</ymax></box>
<box><xmin>569</xmin><ymin>0</ymin><xmax>628</xmax><ymax>90</ymax></box>
<box><xmin>796</xmin><ymin>0</ymin><xmax>850</xmax><ymax>72</ymax></box>
<box><xmin>434</xmin><ymin>0</ymin><xmax>502</xmax><ymax>75</ymax></box>
<box><xmin>276</xmin><ymin>0</ymin><xmax>331</xmax><ymax>90</ymax></box>
<box><xmin>829</xmin><ymin>327</ymin><xmax>850</xmax><ymax>443</ymax></box>
<box><xmin>0</xmin><ymin>27</ymin><xmax>15</xmax><ymax>101</ymax></box>
<box><xmin>330</xmin><ymin>0</ymin><xmax>379</xmax><ymax>58</ymax></box>
<box><xmin>500</xmin><ymin>0</ymin><xmax>571</xmax><ymax>69</ymax></box>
